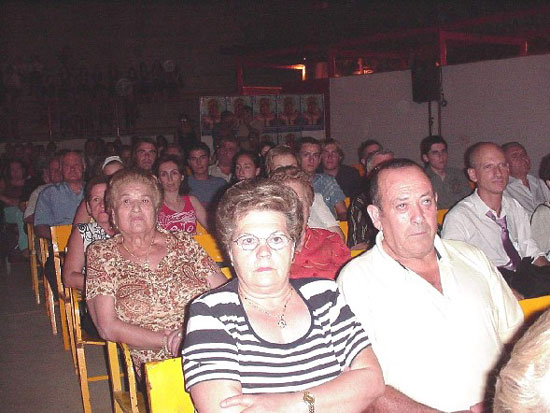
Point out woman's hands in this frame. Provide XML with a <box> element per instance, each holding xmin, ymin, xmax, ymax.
<box><xmin>164</xmin><ymin>328</ymin><xmax>184</xmax><ymax>356</ymax></box>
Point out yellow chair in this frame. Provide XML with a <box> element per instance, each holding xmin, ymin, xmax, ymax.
<box><xmin>220</xmin><ymin>266</ymin><xmax>233</xmax><ymax>280</ymax></box>
<box><xmin>350</xmin><ymin>249</ymin><xmax>365</xmax><ymax>258</ymax></box>
<box><xmin>338</xmin><ymin>220</ymin><xmax>349</xmax><ymax>242</ymax></box>
<box><xmin>70</xmin><ymin>288</ymin><xmax>110</xmax><ymax>413</ymax></box>
<box><xmin>437</xmin><ymin>209</ymin><xmax>449</xmax><ymax>226</ymax></box>
<box><xmin>26</xmin><ymin>222</ymin><xmax>42</xmax><ymax>304</ymax></box>
<box><xmin>38</xmin><ymin>236</ymin><xmax>58</xmax><ymax>335</ymax></box>
<box><xmin>195</xmin><ymin>222</ymin><xmax>208</xmax><ymax>235</ymax></box>
<box><xmin>194</xmin><ymin>233</ymin><xmax>225</xmax><ymax>263</ymax></box>
<box><xmin>145</xmin><ymin>356</ymin><xmax>194</xmax><ymax>413</ymax></box>
<box><xmin>51</xmin><ymin>224</ymin><xmax>73</xmax><ymax>351</ymax></box>
<box><xmin>519</xmin><ymin>295</ymin><xmax>550</xmax><ymax>322</ymax></box>
<box><xmin>107</xmin><ymin>341</ymin><xmax>146</xmax><ymax>413</ymax></box>
<box><xmin>344</xmin><ymin>197</ymin><xmax>350</xmax><ymax>209</ymax></box>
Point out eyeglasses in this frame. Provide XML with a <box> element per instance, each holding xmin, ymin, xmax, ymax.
<box><xmin>232</xmin><ymin>231</ymin><xmax>293</xmax><ymax>251</ymax></box>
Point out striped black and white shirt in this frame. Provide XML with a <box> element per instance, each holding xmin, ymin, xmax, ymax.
<box><xmin>183</xmin><ymin>277</ymin><xmax>370</xmax><ymax>393</ymax></box>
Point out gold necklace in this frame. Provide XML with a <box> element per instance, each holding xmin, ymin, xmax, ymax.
<box><xmin>120</xmin><ymin>234</ymin><xmax>156</xmax><ymax>270</ymax></box>
<box><xmin>240</xmin><ymin>286</ymin><xmax>294</xmax><ymax>329</ymax></box>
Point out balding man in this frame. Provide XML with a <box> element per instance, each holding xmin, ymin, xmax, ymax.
<box><xmin>338</xmin><ymin>158</ymin><xmax>522</xmax><ymax>412</ymax></box>
<box><xmin>502</xmin><ymin>141</ymin><xmax>550</xmax><ymax>216</ymax></box>
<box><xmin>443</xmin><ymin>142</ymin><xmax>550</xmax><ymax>298</ymax></box>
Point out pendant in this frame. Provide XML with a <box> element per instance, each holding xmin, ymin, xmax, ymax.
<box><xmin>277</xmin><ymin>317</ymin><xmax>287</xmax><ymax>329</ymax></box>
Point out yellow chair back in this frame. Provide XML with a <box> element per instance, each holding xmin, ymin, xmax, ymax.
<box><xmin>195</xmin><ymin>222</ymin><xmax>208</xmax><ymax>235</ymax></box>
<box><xmin>519</xmin><ymin>295</ymin><xmax>550</xmax><ymax>322</ymax></box>
<box><xmin>437</xmin><ymin>209</ymin><xmax>449</xmax><ymax>226</ymax></box>
<box><xmin>344</xmin><ymin>197</ymin><xmax>350</xmax><ymax>208</ymax></box>
<box><xmin>145</xmin><ymin>357</ymin><xmax>194</xmax><ymax>413</ymax></box>
<box><xmin>194</xmin><ymin>233</ymin><xmax>224</xmax><ymax>263</ymax></box>
<box><xmin>26</xmin><ymin>222</ymin><xmax>41</xmax><ymax>304</ymax></box>
<box><xmin>338</xmin><ymin>220</ymin><xmax>349</xmax><ymax>242</ymax></box>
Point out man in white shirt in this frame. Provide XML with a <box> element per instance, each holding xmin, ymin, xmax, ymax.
<box><xmin>338</xmin><ymin>158</ymin><xmax>523</xmax><ymax>412</ymax></box>
<box><xmin>502</xmin><ymin>141</ymin><xmax>550</xmax><ymax>216</ymax></box>
<box><xmin>442</xmin><ymin>142</ymin><xmax>550</xmax><ymax>298</ymax></box>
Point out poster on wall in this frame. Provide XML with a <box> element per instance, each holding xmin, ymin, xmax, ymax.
<box><xmin>200</xmin><ymin>94</ymin><xmax>325</xmax><ymax>150</ymax></box>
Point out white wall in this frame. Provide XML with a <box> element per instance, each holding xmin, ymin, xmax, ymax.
<box><xmin>330</xmin><ymin>53</ymin><xmax>550</xmax><ymax>171</ymax></box>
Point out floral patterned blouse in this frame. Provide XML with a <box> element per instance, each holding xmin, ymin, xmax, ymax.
<box><xmin>85</xmin><ymin>228</ymin><xmax>220</xmax><ymax>375</ymax></box>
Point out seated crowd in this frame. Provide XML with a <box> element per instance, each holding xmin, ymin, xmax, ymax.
<box><xmin>1</xmin><ymin>130</ymin><xmax>550</xmax><ymax>412</ymax></box>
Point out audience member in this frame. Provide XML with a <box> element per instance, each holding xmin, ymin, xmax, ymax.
<box><xmin>132</xmin><ymin>138</ymin><xmax>158</xmax><ymax>171</ymax></box>
<box><xmin>175</xmin><ymin>113</ymin><xmax>199</xmax><ymax>157</ymax></box>
<box><xmin>503</xmin><ymin>141</ymin><xmax>550</xmax><ymax>216</ymax></box>
<box><xmin>34</xmin><ymin>151</ymin><xmax>85</xmax><ymax>239</ymax></box>
<box><xmin>338</xmin><ymin>158</ymin><xmax>523</xmax><ymax>412</ymax></box>
<box><xmin>187</xmin><ymin>142</ymin><xmax>227</xmax><ymax>209</ymax></box>
<box><xmin>156</xmin><ymin>155</ymin><xmax>208</xmax><ymax>233</ymax></box>
<box><xmin>265</xmin><ymin>145</ymin><xmax>343</xmax><ymax>238</ymax></box>
<box><xmin>86</xmin><ymin>169</ymin><xmax>226</xmax><ymax>379</ymax></box>
<box><xmin>233</xmin><ymin>150</ymin><xmax>261</xmax><ymax>182</ymax></box>
<box><xmin>211</xmin><ymin>111</ymin><xmax>237</xmax><ymax>148</ymax></box>
<box><xmin>62</xmin><ymin>176</ymin><xmax>115</xmax><ymax>290</ymax></box>
<box><xmin>356</xmin><ymin>139</ymin><xmax>382</xmax><ymax>176</ymax></box>
<box><xmin>297</xmin><ymin>137</ymin><xmax>347</xmax><ymax>220</ymax></box>
<box><xmin>101</xmin><ymin>156</ymin><xmax>124</xmax><ymax>176</ymax></box>
<box><xmin>183</xmin><ymin>179</ymin><xmax>383</xmax><ymax>411</ymax></box>
<box><xmin>24</xmin><ymin>156</ymin><xmax>63</xmax><ymax>224</ymax></box>
<box><xmin>531</xmin><ymin>153</ymin><xmax>550</xmax><ymax>255</ymax></box>
<box><xmin>236</xmin><ymin>106</ymin><xmax>263</xmax><ymax>151</ymax></box>
<box><xmin>1</xmin><ymin>159</ymin><xmax>31</xmax><ymax>257</ymax></box>
<box><xmin>494</xmin><ymin>309</ymin><xmax>550</xmax><ymax>413</ymax></box>
<box><xmin>209</xmin><ymin>136</ymin><xmax>238</xmax><ymax>182</ymax></box>
<box><xmin>442</xmin><ymin>142</ymin><xmax>550</xmax><ymax>298</ymax></box>
<box><xmin>347</xmin><ymin>149</ymin><xmax>394</xmax><ymax>250</ymax></box>
<box><xmin>163</xmin><ymin>143</ymin><xmax>184</xmax><ymax>161</ymax></box>
<box><xmin>320</xmin><ymin>138</ymin><xmax>362</xmax><ymax>198</ymax></box>
<box><xmin>420</xmin><ymin>135</ymin><xmax>471</xmax><ymax>209</ymax></box>
<box><xmin>271</xmin><ymin>166</ymin><xmax>350</xmax><ymax>279</ymax></box>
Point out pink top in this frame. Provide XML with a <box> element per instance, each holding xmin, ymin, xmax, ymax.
<box><xmin>158</xmin><ymin>195</ymin><xmax>197</xmax><ymax>234</ymax></box>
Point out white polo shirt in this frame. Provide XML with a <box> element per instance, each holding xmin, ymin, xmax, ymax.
<box><xmin>337</xmin><ymin>233</ymin><xmax>523</xmax><ymax>412</ymax></box>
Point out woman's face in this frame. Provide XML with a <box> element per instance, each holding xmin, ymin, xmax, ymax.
<box><xmin>230</xmin><ymin>210</ymin><xmax>294</xmax><ymax>295</ymax></box>
<box><xmin>158</xmin><ymin>161</ymin><xmax>183</xmax><ymax>193</ymax></box>
<box><xmin>113</xmin><ymin>182</ymin><xmax>157</xmax><ymax>236</ymax></box>
<box><xmin>235</xmin><ymin>154</ymin><xmax>259</xmax><ymax>181</ymax></box>
<box><xmin>87</xmin><ymin>183</ymin><xmax>110</xmax><ymax>225</ymax></box>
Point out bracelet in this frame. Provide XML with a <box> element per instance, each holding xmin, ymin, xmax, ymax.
<box><xmin>161</xmin><ymin>334</ymin><xmax>169</xmax><ymax>353</ymax></box>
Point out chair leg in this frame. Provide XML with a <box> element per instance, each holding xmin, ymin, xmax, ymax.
<box><xmin>65</xmin><ymin>297</ymin><xmax>78</xmax><ymax>373</ymax></box>
<box><xmin>76</xmin><ymin>346</ymin><xmax>92</xmax><ymax>413</ymax></box>
<box><xmin>44</xmin><ymin>279</ymin><xmax>57</xmax><ymax>335</ymax></box>
<box><xmin>59</xmin><ymin>298</ymin><xmax>70</xmax><ymax>351</ymax></box>
<box><xmin>30</xmin><ymin>253</ymin><xmax>40</xmax><ymax>304</ymax></box>
<box><xmin>107</xmin><ymin>342</ymin><xmax>124</xmax><ymax>413</ymax></box>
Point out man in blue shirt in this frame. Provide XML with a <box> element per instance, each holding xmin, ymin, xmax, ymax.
<box><xmin>34</xmin><ymin>151</ymin><xmax>85</xmax><ymax>239</ymax></box>
<box><xmin>187</xmin><ymin>142</ymin><xmax>227</xmax><ymax>211</ymax></box>
<box><xmin>297</xmin><ymin>137</ymin><xmax>347</xmax><ymax>220</ymax></box>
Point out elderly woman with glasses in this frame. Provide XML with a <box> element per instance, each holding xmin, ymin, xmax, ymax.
<box><xmin>183</xmin><ymin>179</ymin><xmax>384</xmax><ymax>412</ymax></box>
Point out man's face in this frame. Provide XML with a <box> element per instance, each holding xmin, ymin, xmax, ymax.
<box><xmin>321</xmin><ymin>143</ymin><xmax>341</xmax><ymax>172</ymax></box>
<box><xmin>188</xmin><ymin>149</ymin><xmax>209</xmax><ymax>176</ymax></box>
<box><xmin>299</xmin><ymin>143</ymin><xmax>321</xmax><ymax>174</ymax></box>
<box><xmin>134</xmin><ymin>142</ymin><xmax>157</xmax><ymax>171</ymax></box>
<box><xmin>360</xmin><ymin>143</ymin><xmax>381</xmax><ymax>166</ymax></box>
<box><xmin>423</xmin><ymin>143</ymin><xmax>448</xmax><ymax>172</ymax></box>
<box><xmin>468</xmin><ymin>144</ymin><xmax>509</xmax><ymax>197</ymax></box>
<box><xmin>49</xmin><ymin>159</ymin><xmax>63</xmax><ymax>184</ymax></box>
<box><xmin>504</xmin><ymin>144</ymin><xmax>531</xmax><ymax>179</ymax></box>
<box><xmin>62</xmin><ymin>153</ymin><xmax>84</xmax><ymax>184</ymax></box>
<box><xmin>217</xmin><ymin>140</ymin><xmax>238</xmax><ymax>166</ymax></box>
<box><xmin>367</xmin><ymin>166</ymin><xmax>438</xmax><ymax>260</ymax></box>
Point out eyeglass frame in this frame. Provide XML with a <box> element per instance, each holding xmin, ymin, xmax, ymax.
<box><xmin>231</xmin><ymin>231</ymin><xmax>294</xmax><ymax>252</ymax></box>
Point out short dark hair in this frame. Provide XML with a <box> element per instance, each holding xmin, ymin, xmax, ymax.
<box><xmin>420</xmin><ymin>135</ymin><xmax>447</xmax><ymax>157</ymax></box>
<box><xmin>132</xmin><ymin>137</ymin><xmax>157</xmax><ymax>156</ymax></box>
<box><xmin>85</xmin><ymin>175</ymin><xmax>110</xmax><ymax>203</ymax></box>
<box><xmin>539</xmin><ymin>153</ymin><xmax>550</xmax><ymax>182</ymax></box>
<box><xmin>187</xmin><ymin>142</ymin><xmax>211</xmax><ymax>159</ymax></box>
<box><xmin>358</xmin><ymin>139</ymin><xmax>382</xmax><ymax>161</ymax></box>
<box><xmin>295</xmin><ymin>136</ymin><xmax>320</xmax><ymax>154</ymax></box>
<box><xmin>234</xmin><ymin>150</ymin><xmax>260</xmax><ymax>169</ymax></box>
<box><xmin>502</xmin><ymin>141</ymin><xmax>526</xmax><ymax>153</ymax></box>
<box><xmin>369</xmin><ymin>158</ymin><xmax>426</xmax><ymax>208</ymax></box>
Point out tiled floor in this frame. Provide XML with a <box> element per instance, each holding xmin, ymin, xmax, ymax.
<box><xmin>0</xmin><ymin>260</ymin><xmax>113</xmax><ymax>412</ymax></box>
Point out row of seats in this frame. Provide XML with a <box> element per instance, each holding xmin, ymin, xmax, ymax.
<box><xmin>25</xmin><ymin>221</ymin><xmax>550</xmax><ymax>412</ymax></box>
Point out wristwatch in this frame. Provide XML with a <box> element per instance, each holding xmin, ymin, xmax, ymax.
<box><xmin>303</xmin><ymin>391</ymin><xmax>315</xmax><ymax>413</ymax></box>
